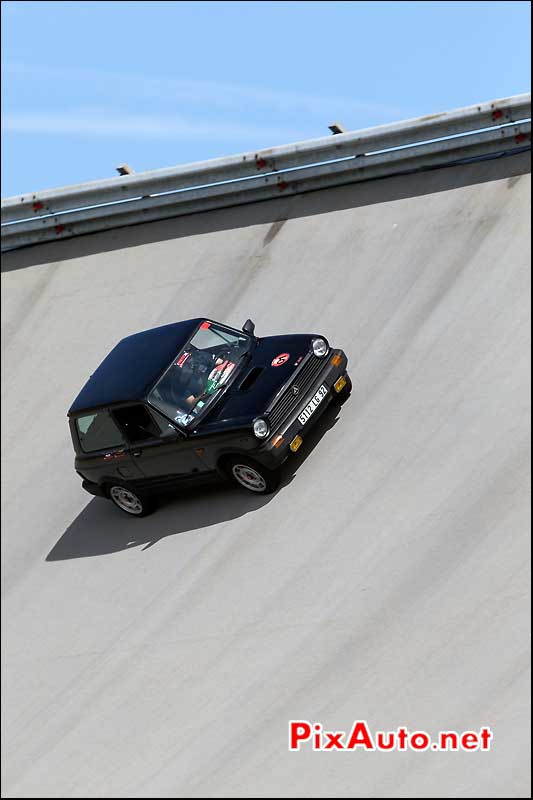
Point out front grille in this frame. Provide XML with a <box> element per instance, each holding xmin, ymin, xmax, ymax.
<box><xmin>267</xmin><ymin>354</ymin><xmax>325</xmax><ymax>430</ymax></box>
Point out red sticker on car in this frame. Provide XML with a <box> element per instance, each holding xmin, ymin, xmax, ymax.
<box><xmin>200</xmin><ymin>321</ymin><xmax>211</xmax><ymax>329</ymax></box>
<box><xmin>104</xmin><ymin>449</ymin><xmax>126</xmax><ymax>461</ymax></box>
<box><xmin>175</xmin><ymin>352</ymin><xmax>191</xmax><ymax>367</ymax></box>
<box><xmin>272</xmin><ymin>353</ymin><xmax>290</xmax><ymax>367</ymax></box>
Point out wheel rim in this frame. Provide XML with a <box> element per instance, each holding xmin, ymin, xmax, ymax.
<box><xmin>231</xmin><ymin>464</ymin><xmax>267</xmax><ymax>492</ymax></box>
<box><xmin>110</xmin><ymin>486</ymin><xmax>143</xmax><ymax>515</ymax></box>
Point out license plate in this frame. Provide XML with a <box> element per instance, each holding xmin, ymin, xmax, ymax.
<box><xmin>298</xmin><ymin>384</ymin><xmax>328</xmax><ymax>425</ymax></box>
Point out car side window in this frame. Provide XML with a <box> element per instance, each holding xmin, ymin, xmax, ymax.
<box><xmin>76</xmin><ymin>412</ymin><xmax>125</xmax><ymax>453</ymax></box>
<box><xmin>112</xmin><ymin>404</ymin><xmax>169</xmax><ymax>444</ymax></box>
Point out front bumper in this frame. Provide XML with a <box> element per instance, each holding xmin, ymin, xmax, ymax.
<box><xmin>257</xmin><ymin>349</ymin><xmax>349</xmax><ymax>468</ymax></box>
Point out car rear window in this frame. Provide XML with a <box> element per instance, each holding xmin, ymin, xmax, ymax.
<box><xmin>76</xmin><ymin>412</ymin><xmax>125</xmax><ymax>453</ymax></box>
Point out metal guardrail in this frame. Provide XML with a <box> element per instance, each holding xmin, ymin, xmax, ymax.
<box><xmin>1</xmin><ymin>93</ymin><xmax>530</xmax><ymax>251</ymax></box>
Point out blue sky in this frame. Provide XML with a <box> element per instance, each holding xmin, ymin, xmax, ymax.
<box><xmin>1</xmin><ymin>0</ymin><xmax>530</xmax><ymax>197</ymax></box>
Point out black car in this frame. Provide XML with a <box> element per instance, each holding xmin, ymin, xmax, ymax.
<box><xmin>68</xmin><ymin>317</ymin><xmax>351</xmax><ymax>516</ymax></box>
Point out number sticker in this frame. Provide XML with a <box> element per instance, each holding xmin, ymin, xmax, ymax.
<box><xmin>271</xmin><ymin>353</ymin><xmax>290</xmax><ymax>367</ymax></box>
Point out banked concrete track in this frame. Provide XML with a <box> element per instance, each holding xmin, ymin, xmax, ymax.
<box><xmin>1</xmin><ymin>152</ymin><xmax>531</xmax><ymax>798</ymax></box>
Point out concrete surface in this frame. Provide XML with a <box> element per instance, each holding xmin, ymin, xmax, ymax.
<box><xmin>1</xmin><ymin>152</ymin><xmax>531</xmax><ymax>798</ymax></box>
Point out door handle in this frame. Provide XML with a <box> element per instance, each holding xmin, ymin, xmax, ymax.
<box><xmin>131</xmin><ymin>449</ymin><xmax>142</xmax><ymax>457</ymax></box>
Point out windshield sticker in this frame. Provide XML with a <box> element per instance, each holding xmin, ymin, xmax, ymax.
<box><xmin>200</xmin><ymin>321</ymin><xmax>211</xmax><ymax>329</ymax></box>
<box><xmin>272</xmin><ymin>353</ymin><xmax>290</xmax><ymax>367</ymax></box>
<box><xmin>175</xmin><ymin>352</ymin><xmax>191</xmax><ymax>368</ymax></box>
<box><xmin>175</xmin><ymin>411</ymin><xmax>194</xmax><ymax>426</ymax></box>
<box><xmin>192</xmin><ymin>400</ymin><xmax>206</xmax><ymax>416</ymax></box>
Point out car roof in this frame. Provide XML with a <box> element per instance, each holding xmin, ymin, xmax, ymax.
<box><xmin>68</xmin><ymin>318</ymin><xmax>204</xmax><ymax>415</ymax></box>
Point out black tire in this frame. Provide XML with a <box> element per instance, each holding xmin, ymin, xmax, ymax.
<box><xmin>224</xmin><ymin>456</ymin><xmax>281</xmax><ymax>495</ymax></box>
<box><xmin>107</xmin><ymin>484</ymin><xmax>155</xmax><ymax>517</ymax></box>
<box><xmin>332</xmin><ymin>374</ymin><xmax>352</xmax><ymax>405</ymax></box>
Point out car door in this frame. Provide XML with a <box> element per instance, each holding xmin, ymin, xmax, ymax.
<box><xmin>111</xmin><ymin>404</ymin><xmax>210</xmax><ymax>483</ymax></box>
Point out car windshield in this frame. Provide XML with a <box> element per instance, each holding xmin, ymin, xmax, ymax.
<box><xmin>148</xmin><ymin>321</ymin><xmax>251</xmax><ymax>427</ymax></box>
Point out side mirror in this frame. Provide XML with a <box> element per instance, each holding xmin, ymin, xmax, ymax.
<box><xmin>243</xmin><ymin>319</ymin><xmax>256</xmax><ymax>336</ymax></box>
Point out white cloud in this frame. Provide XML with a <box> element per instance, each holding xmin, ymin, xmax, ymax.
<box><xmin>2</xmin><ymin>109</ymin><xmax>303</xmax><ymax>142</ymax></box>
<box><xmin>4</xmin><ymin>63</ymin><xmax>407</xmax><ymax>119</ymax></box>
<box><xmin>2</xmin><ymin>64</ymin><xmax>410</xmax><ymax>147</ymax></box>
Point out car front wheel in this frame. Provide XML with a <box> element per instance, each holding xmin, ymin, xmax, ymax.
<box><xmin>226</xmin><ymin>457</ymin><xmax>281</xmax><ymax>495</ymax></box>
<box><xmin>108</xmin><ymin>484</ymin><xmax>154</xmax><ymax>517</ymax></box>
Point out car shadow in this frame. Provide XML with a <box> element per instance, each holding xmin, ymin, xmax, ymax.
<box><xmin>279</xmin><ymin>401</ymin><xmax>340</xmax><ymax>487</ymax></box>
<box><xmin>46</xmin><ymin>402</ymin><xmax>342</xmax><ymax>561</ymax></box>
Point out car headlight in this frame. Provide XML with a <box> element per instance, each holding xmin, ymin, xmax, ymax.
<box><xmin>253</xmin><ymin>418</ymin><xmax>270</xmax><ymax>439</ymax></box>
<box><xmin>312</xmin><ymin>337</ymin><xmax>329</xmax><ymax>358</ymax></box>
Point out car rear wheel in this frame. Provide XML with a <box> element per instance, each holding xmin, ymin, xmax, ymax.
<box><xmin>225</xmin><ymin>457</ymin><xmax>281</xmax><ymax>495</ymax></box>
<box><xmin>108</xmin><ymin>484</ymin><xmax>154</xmax><ymax>517</ymax></box>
